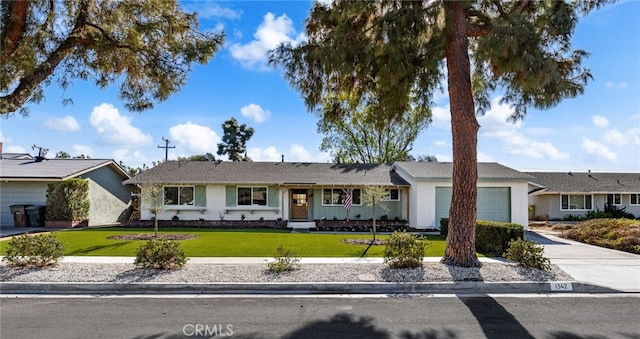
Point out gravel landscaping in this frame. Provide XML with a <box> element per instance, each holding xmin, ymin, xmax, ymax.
<box><xmin>0</xmin><ymin>262</ymin><xmax>572</xmax><ymax>283</ymax></box>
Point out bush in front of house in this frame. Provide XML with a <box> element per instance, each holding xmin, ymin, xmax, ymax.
<box><xmin>503</xmin><ymin>239</ymin><xmax>551</xmax><ymax>270</ymax></box>
<box><xmin>566</xmin><ymin>218</ymin><xmax>640</xmax><ymax>254</ymax></box>
<box><xmin>476</xmin><ymin>221</ymin><xmax>524</xmax><ymax>255</ymax></box>
<box><xmin>266</xmin><ymin>245</ymin><xmax>300</xmax><ymax>273</ymax></box>
<box><xmin>3</xmin><ymin>233</ymin><xmax>65</xmax><ymax>268</ymax></box>
<box><xmin>134</xmin><ymin>239</ymin><xmax>188</xmax><ymax>269</ymax></box>
<box><xmin>439</xmin><ymin>219</ymin><xmax>523</xmax><ymax>255</ymax></box>
<box><xmin>383</xmin><ymin>231</ymin><xmax>427</xmax><ymax>269</ymax></box>
<box><xmin>46</xmin><ymin>178</ymin><xmax>90</xmax><ymax>221</ymax></box>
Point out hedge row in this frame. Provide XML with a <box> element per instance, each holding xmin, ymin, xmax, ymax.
<box><xmin>440</xmin><ymin>218</ymin><xmax>524</xmax><ymax>255</ymax></box>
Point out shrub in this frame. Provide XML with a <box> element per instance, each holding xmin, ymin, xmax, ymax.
<box><xmin>476</xmin><ymin>221</ymin><xmax>524</xmax><ymax>255</ymax></box>
<box><xmin>383</xmin><ymin>231</ymin><xmax>427</xmax><ymax>269</ymax></box>
<box><xmin>566</xmin><ymin>218</ymin><xmax>640</xmax><ymax>254</ymax></box>
<box><xmin>440</xmin><ymin>218</ymin><xmax>449</xmax><ymax>236</ymax></box>
<box><xmin>439</xmin><ymin>219</ymin><xmax>522</xmax><ymax>255</ymax></box>
<box><xmin>267</xmin><ymin>245</ymin><xmax>300</xmax><ymax>273</ymax></box>
<box><xmin>503</xmin><ymin>239</ymin><xmax>551</xmax><ymax>270</ymax></box>
<box><xmin>586</xmin><ymin>204</ymin><xmax>636</xmax><ymax>220</ymax></box>
<box><xmin>134</xmin><ymin>239</ymin><xmax>188</xmax><ymax>269</ymax></box>
<box><xmin>3</xmin><ymin>233</ymin><xmax>65</xmax><ymax>268</ymax></box>
<box><xmin>46</xmin><ymin>179</ymin><xmax>90</xmax><ymax>221</ymax></box>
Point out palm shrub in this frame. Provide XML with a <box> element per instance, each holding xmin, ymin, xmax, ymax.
<box><xmin>134</xmin><ymin>239</ymin><xmax>188</xmax><ymax>269</ymax></box>
<box><xmin>267</xmin><ymin>245</ymin><xmax>300</xmax><ymax>273</ymax></box>
<box><xmin>383</xmin><ymin>231</ymin><xmax>427</xmax><ymax>269</ymax></box>
<box><xmin>3</xmin><ymin>233</ymin><xmax>65</xmax><ymax>268</ymax></box>
<box><xmin>503</xmin><ymin>239</ymin><xmax>551</xmax><ymax>270</ymax></box>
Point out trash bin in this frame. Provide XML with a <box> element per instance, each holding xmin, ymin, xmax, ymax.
<box><xmin>10</xmin><ymin>204</ymin><xmax>32</xmax><ymax>227</ymax></box>
<box><xmin>25</xmin><ymin>205</ymin><xmax>46</xmax><ymax>227</ymax></box>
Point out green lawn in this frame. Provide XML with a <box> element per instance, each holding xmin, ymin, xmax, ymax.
<box><xmin>0</xmin><ymin>228</ymin><xmax>449</xmax><ymax>257</ymax></box>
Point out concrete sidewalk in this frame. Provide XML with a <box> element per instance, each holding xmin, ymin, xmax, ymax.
<box><xmin>526</xmin><ymin>230</ymin><xmax>640</xmax><ymax>293</ymax></box>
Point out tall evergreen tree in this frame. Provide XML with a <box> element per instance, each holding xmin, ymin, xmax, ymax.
<box><xmin>270</xmin><ymin>0</ymin><xmax>610</xmax><ymax>267</ymax></box>
<box><xmin>217</xmin><ymin>118</ymin><xmax>254</xmax><ymax>162</ymax></box>
<box><xmin>1</xmin><ymin>0</ymin><xmax>224</xmax><ymax>116</ymax></box>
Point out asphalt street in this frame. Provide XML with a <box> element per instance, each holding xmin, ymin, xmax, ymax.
<box><xmin>1</xmin><ymin>295</ymin><xmax>638</xmax><ymax>339</ymax></box>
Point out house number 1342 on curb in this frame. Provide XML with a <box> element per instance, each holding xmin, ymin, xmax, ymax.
<box><xmin>550</xmin><ymin>282</ymin><xmax>573</xmax><ymax>291</ymax></box>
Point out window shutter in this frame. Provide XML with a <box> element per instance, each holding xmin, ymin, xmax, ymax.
<box><xmin>226</xmin><ymin>186</ymin><xmax>236</xmax><ymax>207</ymax></box>
<box><xmin>195</xmin><ymin>185</ymin><xmax>206</xmax><ymax>207</ymax></box>
<box><xmin>268</xmin><ymin>186</ymin><xmax>279</xmax><ymax>207</ymax></box>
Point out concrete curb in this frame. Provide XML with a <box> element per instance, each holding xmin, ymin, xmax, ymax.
<box><xmin>0</xmin><ymin>281</ymin><xmax>620</xmax><ymax>295</ymax></box>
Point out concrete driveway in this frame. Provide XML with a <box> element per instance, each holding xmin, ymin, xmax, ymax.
<box><xmin>526</xmin><ymin>230</ymin><xmax>640</xmax><ymax>292</ymax></box>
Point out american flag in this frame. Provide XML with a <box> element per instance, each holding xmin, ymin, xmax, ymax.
<box><xmin>344</xmin><ymin>189</ymin><xmax>352</xmax><ymax>211</ymax></box>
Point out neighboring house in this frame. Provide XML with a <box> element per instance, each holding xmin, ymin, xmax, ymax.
<box><xmin>0</xmin><ymin>157</ymin><xmax>133</xmax><ymax>227</ymax></box>
<box><xmin>393</xmin><ymin>162</ymin><xmax>532</xmax><ymax>228</ymax></box>
<box><xmin>124</xmin><ymin>160</ymin><xmax>533</xmax><ymax>229</ymax></box>
<box><xmin>527</xmin><ymin>171</ymin><xmax>640</xmax><ymax>220</ymax></box>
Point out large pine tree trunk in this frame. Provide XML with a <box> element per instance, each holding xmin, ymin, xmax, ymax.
<box><xmin>441</xmin><ymin>1</ymin><xmax>481</xmax><ymax>267</ymax></box>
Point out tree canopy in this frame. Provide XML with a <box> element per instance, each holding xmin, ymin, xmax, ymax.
<box><xmin>1</xmin><ymin>0</ymin><xmax>224</xmax><ymax>116</ymax></box>
<box><xmin>270</xmin><ymin>0</ymin><xmax>610</xmax><ymax>267</ymax></box>
<box><xmin>217</xmin><ymin>118</ymin><xmax>254</xmax><ymax>162</ymax></box>
<box><xmin>318</xmin><ymin>92</ymin><xmax>431</xmax><ymax>164</ymax></box>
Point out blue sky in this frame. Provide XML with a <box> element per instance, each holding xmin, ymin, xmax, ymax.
<box><xmin>1</xmin><ymin>1</ymin><xmax>639</xmax><ymax>172</ymax></box>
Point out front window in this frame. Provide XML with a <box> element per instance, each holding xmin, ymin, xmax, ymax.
<box><xmin>606</xmin><ymin>193</ymin><xmax>621</xmax><ymax>205</ymax></box>
<box><xmin>561</xmin><ymin>194</ymin><xmax>592</xmax><ymax>210</ymax></box>
<box><xmin>384</xmin><ymin>189</ymin><xmax>400</xmax><ymax>201</ymax></box>
<box><xmin>323</xmin><ymin>188</ymin><xmax>361</xmax><ymax>205</ymax></box>
<box><xmin>238</xmin><ymin>187</ymin><xmax>267</xmax><ymax>206</ymax></box>
<box><xmin>631</xmin><ymin>194</ymin><xmax>640</xmax><ymax>205</ymax></box>
<box><xmin>164</xmin><ymin>186</ymin><xmax>194</xmax><ymax>206</ymax></box>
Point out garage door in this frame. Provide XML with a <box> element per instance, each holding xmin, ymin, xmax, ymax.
<box><xmin>435</xmin><ymin>187</ymin><xmax>511</xmax><ymax>225</ymax></box>
<box><xmin>0</xmin><ymin>182</ymin><xmax>48</xmax><ymax>226</ymax></box>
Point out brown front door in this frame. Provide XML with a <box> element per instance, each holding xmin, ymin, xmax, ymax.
<box><xmin>291</xmin><ymin>189</ymin><xmax>308</xmax><ymax>220</ymax></box>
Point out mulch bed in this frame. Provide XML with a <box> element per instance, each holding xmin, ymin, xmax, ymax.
<box><xmin>341</xmin><ymin>239</ymin><xmax>387</xmax><ymax>246</ymax></box>
<box><xmin>107</xmin><ymin>234</ymin><xmax>198</xmax><ymax>241</ymax></box>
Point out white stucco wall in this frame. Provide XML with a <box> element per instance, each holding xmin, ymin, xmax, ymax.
<box><xmin>140</xmin><ymin>185</ymin><xmax>284</xmax><ymax>221</ymax></box>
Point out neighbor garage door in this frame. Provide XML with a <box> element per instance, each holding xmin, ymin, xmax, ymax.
<box><xmin>0</xmin><ymin>182</ymin><xmax>48</xmax><ymax>226</ymax></box>
<box><xmin>435</xmin><ymin>187</ymin><xmax>511</xmax><ymax>225</ymax></box>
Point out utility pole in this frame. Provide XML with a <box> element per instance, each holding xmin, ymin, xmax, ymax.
<box><xmin>157</xmin><ymin>137</ymin><xmax>175</xmax><ymax>161</ymax></box>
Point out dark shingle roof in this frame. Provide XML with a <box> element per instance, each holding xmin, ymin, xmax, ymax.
<box><xmin>0</xmin><ymin>158</ymin><xmax>129</xmax><ymax>181</ymax></box>
<box><xmin>394</xmin><ymin>162</ymin><xmax>534</xmax><ymax>180</ymax></box>
<box><xmin>527</xmin><ymin>172</ymin><xmax>640</xmax><ymax>193</ymax></box>
<box><xmin>123</xmin><ymin>161</ymin><xmax>409</xmax><ymax>187</ymax></box>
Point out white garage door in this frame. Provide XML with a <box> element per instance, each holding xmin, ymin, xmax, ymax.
<box><xmin>435</xmin><ymin>187</ymin><xmax>511</xmax><ymax>225</ymax></box>
<box><xmin>0</xmin><ymin>182</ymin><xmax>48</xmax><ymax>226</ymax></box>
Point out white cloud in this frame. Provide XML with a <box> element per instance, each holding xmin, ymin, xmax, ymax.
<box><xmin>592</xmin><ymin>115</ymin><xmax>609</xmax><ymax>128</ymax></box>
<box><xmin>188</xmin><ymin>3</ymin><xmax>241</xmax><ymax>19</ymax></box>
<box><xmin>168</xmin><ymin>122</ymin><xmax>221</xmax><ymax>155</ymax></box>
<box><xmin>71</xmin><ymin>144</ymin><xmax>93</xmax><ymax>157</ymax></box>
<box><xmin>434</xmin><ymin>140</ymin><xmax>448</xmax><ymax>147</ymax></box>
<box><xmin>602</xmin><ymin>129</ymin><xmax>627</xmax><ymax>146</ymax></box>
<box><xmin>435</xmin><ymin>154</ymin><xmax>452</xmax><ymax>162</ymax></box>
<box><xmin>288</xmin><ymin>144</ymin><xmax>311</xmax><ymax>162</ymax></box>
<box><xmin>248</xmin><ymin>144</ymin><xmax>331</xmax><ymax>162</ymax></box>
<box><xmin>240</xmin><ymin>104</ymin><xmax>271</xmax><ymax>123</ymax></box>
<box><xmin>493</xmin><ymin>130</ymin><xmax>569</xmax><ymax>160</ymax></box>
<box><xmin>42</xmin><ymin>116</ymin><xmax>80</xmax><ymax>132</ymax></box>
<box><xmin>229</xmin><ymin>12</ymin><xmax>305</xmax><ymax>70</ymax></box>
<box><xmin>581</xmin><ymin>137</ymin><xmax>617</xmax><ymax>161</ymax></box>
<box><xmin>605</xmin><ymin>82</ymin><xmax>628</xmax><ymax>89</ymax></box>
<box><xmin>477</xmin><ymin>152</ymin><xmax>494</xmax><ymax>162</ymax></box>
<box><xmin>248</xmin><ymin>146</ymin><xmax>281</xmax><ymax>161</ymax></box>
<box><xmin>89</xmin><ymin>103</ymin><xmax>153</xmax><ymax>147</ymax></box>
<box><xmin>431</xmin><ymin>106</ymin><xmax>451</xmax><ymax>129</ymax></box>
<box><xmin>476</xmin><ymin>98</ymin><xmax>568</xmax><ymax>160</ymax></box>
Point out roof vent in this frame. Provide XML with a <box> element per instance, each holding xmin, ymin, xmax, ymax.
<box><xmin>568</xmin><ymin>171</ymin><xmax>573</xmax><ymax>176</ymax></box>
